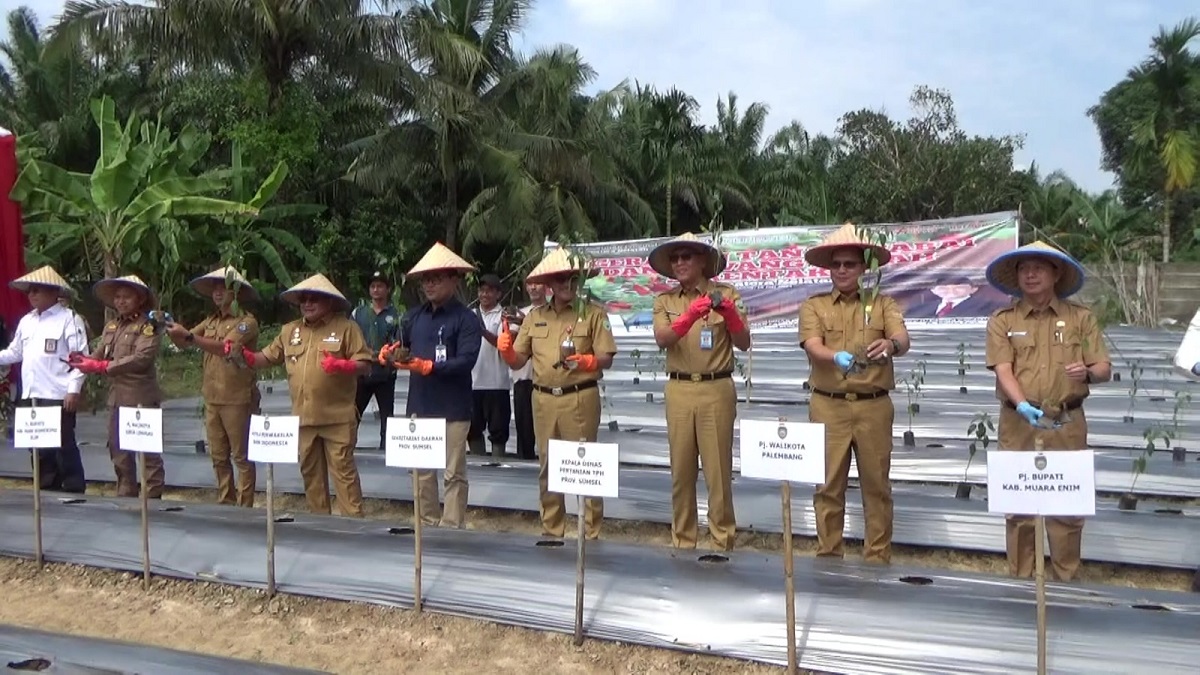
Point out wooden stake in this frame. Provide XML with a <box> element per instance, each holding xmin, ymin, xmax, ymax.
<box><xmin>573</xmin><ymin>493</ymin><xmax>586</xmax><ymax>646</ymax></box>
<box><xmin>138</xmin><ymin>451</ymin><xmax>150</xmax><ymax>590</ymax></box>
<box><xmin>746</xmin><ymin>348</ymin><xmax>754</xmax><ymax>406</ymax></box>
<box><xmin>32</xmin><ymin>449</ymin><xmax>43</xmax><ymax>568</ymax></box>
<box><xmin>1035</xmin><ymin>515</ymin><xmax>1047</xmax><ymax>675</ymax></box>
<box><xmin>779</xmin><ymin>417</ymin><xmax>797</xmax><ymax>674</ymax></box>
<box><xmin>413</xmin><ymin>468</ymin><xmax>423</xmax><ymax>614</ymax></box>
<box><xmin>266</xmin><ymin>463</ymin><xmax>276</xmax><ymax>598</ymax></box>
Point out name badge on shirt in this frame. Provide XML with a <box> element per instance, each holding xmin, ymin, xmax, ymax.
<box><xmin>435</xmin><ymin>344</ymin><xmax>447</xmax><ymax>363</ymax></box>
<box><xmin>699</xmin><ymin>326</ymin><xmax>713</xmax><ymax>350</ymax></box>
<box><xmin>44</xmin><ymin>339</ymin><xmax>58</xmax><ymax>353</ymax></box>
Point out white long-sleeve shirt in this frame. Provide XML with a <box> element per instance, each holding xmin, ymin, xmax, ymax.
<box><xmin>0</xmin><ymin>304</ymin><xmax>89</xmax><ymax>400</ymax></box>
<box><xmin>471</xmin><ymin>304</ymin><xmax>511</xmax><ymax>391</ymax></box>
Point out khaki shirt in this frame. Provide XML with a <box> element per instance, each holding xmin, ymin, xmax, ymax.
<box><xmin>513</xmin><ymin>301</ymin><xmax>617</xmax><ymax>388</ymax></box>
<box><xmin>192</xmin><ymin>310</ymin><xmax>260</xmax><ymax>406</ymax></box>
<box><xmin>260</xmin><ymin>314</ymin><xmax>372</xmax><ymax>426</ymax></box>
<box><xmin>91</xmin><ymin>314</ymin><xmax>163</xmax><ymax>406</ymax></box>
<box><xmin>651</xmin><ymin>280</ymin><xmax>747</xmax><ymax>374</ymax></box>
<box><xmin>985</xmin><ymin>297</ymin><xmax>1109</xmax><ymax>405</ymax></box>
<box><xmin>799</xmin><ymin>290</ymin><xmax>906</xmax><ymax>393</ymax></box>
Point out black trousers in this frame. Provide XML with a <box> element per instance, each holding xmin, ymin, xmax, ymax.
<box><xmin>468</xmin><ymin>389</ymin><xmax>511</xmax><ymax>453</ymax></box>
<box><xmin>512</xmin><ymin>379</ymin><xmax>536</xmax><ymax>459</ymax></box>
<box><xmin>355</xmin><ymin>376</ymin><xmax>396</xmax><ymax>450</ymax></box>
<box><xmin>17</xmin><ymin>397</ymin><xmax>85</xmax><ymax>493</ymax></box>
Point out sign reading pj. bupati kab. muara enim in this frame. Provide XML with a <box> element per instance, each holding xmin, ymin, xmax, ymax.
<box><xmin>13</xmin><ymin>406</ymin><xmax>61</xmax><ymax>449</ymax></box>
<box><xmin>548</xmin><ymin>440</ymin><xmax>619</xmax><ymax>499</ymax></box>
<box><xmin>117</xmin><ymin>406</ymin><xmax>163</xmax><ymax>454</ymax></box>
<box><xmin>738</xmin><ymin>419</ymin><xmax>826</xmax><ymax>484</ymax></box>
<box><xmin>986</xmin><ymin>450</ymin><xmax>1097</xmax><ymax>516</ymax></box>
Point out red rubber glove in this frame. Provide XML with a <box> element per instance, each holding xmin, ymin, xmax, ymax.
<box><xmin>565</xmin><ymin>354</ymin><xmax>600</xmax><ymax>372</ymax></box>
<box><xmin>378</xmin><ymin>342</ymin><xmax>397</xmax><ymax>366</ymax></box>
<box><xmin>223</xmin><ymin>339</ymin><xmax>257</xmax><ymax>367</ymax></box>
<box><xmin>320</xmin><ymin>351</ymin><xmax>360</xmax><ymax>375</ymax></box>
<box><xmin>398</xmin><ymin>358</ymin><xmax>434</xmax><ymax>376</ymax></box>
<box><xmin>712</xmin><ymin>299</ymin><xmax>746</xmax><ymax>334</ymax></box>
<box><xmin>69</xmin><ymin>355</ymin><xmax>109</xmax><ymax>375</ymax></box>
<box><xmin>497</xmin><ymin>320</ymin><xmax>520</xmax><ymax>366</ymax></box>
<box><xmin>672</xmin><ymin>295</ymin><xmax>712</xmax><ymax>337</ymax></box>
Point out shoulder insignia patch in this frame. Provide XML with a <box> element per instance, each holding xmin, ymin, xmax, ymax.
<box><xmin>385</xmin><ymin>315</ymin><xmax>395</xmax><ymax>324</ymax></box>
<box><xmin>237</xmin><ymin>322</ymin><xmax>248</xmax><ymax>333</ymax></box>
<box><xmin>105</xmin><ymin>322</ymin><xmax>117</xmax><ymax>331</ymax></box>
<box><xmin>734</xmin><ymin>298</ymin><xmax>747</xmax><ymax>313</ymax></box>
<box><xmin>141</xmin><ymin>324</ymin><xmax>155</xmax><ymax>337</ymax></box>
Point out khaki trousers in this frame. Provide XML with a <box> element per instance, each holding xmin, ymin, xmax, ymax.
<box><xmin>299</xmin><ymin>423</ymin><xmax>364</xmax><ymax>517</ymax></box>
<box><xmin>534</xmin><ymin>386</ymin><xmax>604</xmax><ymax>539</ymax></box>
<box><xmin>107</xmin><ymin>408</ymin><xmax>165</xmax><ymax>498</ymax></box>
<box><xmin>810</xmin><ymin>393</ymin><xmax>895</xmax><ymax>563</ymax></box>
<box><xmin>205</xmin><ymin>403</ymin><xmax>256</xmax><ymax>507</ymax></box>
<box><xmin>665</xmin><ymin>377</ymin><xmax>737</xmax><ymax>550</ymax></box>
<box><xmin>413</xmin><ymin>420</ymin><xmax>470</xmax><ymax>528</ymax></box>
<box><xmin>998</xmin><ymin>405</ymin><xmax>1088</xmax><ymax>582</ymax></box>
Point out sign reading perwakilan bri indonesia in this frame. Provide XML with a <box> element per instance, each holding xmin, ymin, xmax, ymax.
<box><xmin>545</xmin><ymin>211</ymin><xmax>1020</xmax><ymax>334</ymax></box>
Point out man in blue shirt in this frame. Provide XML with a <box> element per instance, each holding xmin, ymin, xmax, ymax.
<box><xmin>380</xmin><ymin>242</ymin><xmax>481</xmax><ymax>528</ymax></box>
<box><xmin>352</xmin><ymin>270</ymin><xmax>401</xmax><ymax>451</ymax></box>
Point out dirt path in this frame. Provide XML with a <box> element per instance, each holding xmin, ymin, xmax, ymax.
<box><xmin>0</xmin><ymin>558</ymin><xmax>790</xmax><ymax>674</ymax></box>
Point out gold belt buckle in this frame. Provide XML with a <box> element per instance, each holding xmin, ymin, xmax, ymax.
<box><xmin>551</xmin><ymin>387</ymin><xmax>564</xmax><ymax>396</ymax></box>
<box><xmin>845</xmin><ymin>392</ymin><xmax>858</xmax><ymax>402</ymax></box>
<box><xmin>690</xmin><ymin>373</ymin><xmax>702</xmax><ymax>382</ymax></box>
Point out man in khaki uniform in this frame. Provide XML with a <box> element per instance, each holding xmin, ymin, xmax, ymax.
<box><xmin>234</xmin><ymin>274</ymin><xmax>373</xmax><ymax>517</ymax></box>
<box><xmin>166</xmin><ymin>266</ymin><xmax>261</xmax><ymax>507</ymax></box>
<box><xmin>497</xmin><ymin>248</ymin><xmax>617</xmax><ymax>540</ymax></box>
<box><xmin>69</xmin><ymin>275</ymin><xmax>166</xmax><ymax>498</ymax></box>
<box><xmin>984</xmin><ymin>241</ymin><xmax>1110</xmax><ymax>582</ymax></box>
<box><xmin>649</xmin><ymin>233</ymin><xmax>751</xmax><ymax>551</ymax></box>
<box><xmin>799</xmin><ymin>223</ymin><xmax>910</xmax><ymax>564</ymax></box>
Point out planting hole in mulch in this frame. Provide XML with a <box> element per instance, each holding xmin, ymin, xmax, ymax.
<box><xmin>900</xmin><ymin>576</ymin><xmax>933</xmax><ymax>586</ymax></box>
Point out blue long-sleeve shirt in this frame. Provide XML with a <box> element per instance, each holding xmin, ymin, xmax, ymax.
<box><xmin>401</xmin><ymin>297</ymin><xmax>481</xmax><ymax>421</ymax></box>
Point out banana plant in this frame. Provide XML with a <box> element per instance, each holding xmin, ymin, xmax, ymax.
<box><xmin>11</xmin><ymin>96</ymin><xmax>257</xmax><ymax>285</ymax></box>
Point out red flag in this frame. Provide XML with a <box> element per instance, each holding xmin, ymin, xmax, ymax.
<box><xmin>0</xmin><ymin>128</ymin><xmax>29</xmax><ymax>338</ymax></box>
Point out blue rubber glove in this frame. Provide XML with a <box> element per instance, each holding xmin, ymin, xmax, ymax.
<box><xmin>1015</xmin><ymin>401</ymin><xmax>1043</xmax><ymax>426</ymax></box>
<box><xmin>833</xmin><ymin>351</ymin><xmax>854</xmax><ymax>372</ymax></box>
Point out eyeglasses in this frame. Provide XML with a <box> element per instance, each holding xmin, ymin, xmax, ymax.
<box><xmin>829</xmin><ymin>260</ymin><xmax>862</xmax><ymax>269</ymax></box>
<box><xmin>669</xmin><ymin>252</ymin><xmax>694</xmax><ymax>262</ymax></box>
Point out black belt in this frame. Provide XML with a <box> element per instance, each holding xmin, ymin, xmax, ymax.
<box><xmin>667</xmin><ymin>371</ymin><xmax>733</xmax><ymax>382</ymax></box>
<box><xmin>811</xmin><ymin>388</ymin><xmax>888</xmax><ymax>401</ymax></box>
<box><xmin>1004</xmin><ymin>398</ymin><xmax>1083</xmax><ymax>411</ymax></box>
<box><xmin>533</xmin><ymin>381</ymin><xmax>598</xmax><ymax>396</ymax></box>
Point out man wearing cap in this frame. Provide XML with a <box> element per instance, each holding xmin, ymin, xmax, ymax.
<box><xmin>497</xmin><ymin>248</ymin><xmax>618</xmax><ymax>540</ymax></box>
<box><xmin>379</xmin><ymin>243</ymin><xmax>481</xmax><ymax>528</ymax></box>
<box><xmin>984</xmin><ymin>241</ymin><xmax>1110</xmax><ymax>582</ymax></box>
<box><xmin>799</xmin><ymin>223</ymin><xmax>911</xmax><ymax>564</ymax></box>
<box><xmin>468</xmin><ymin>273</ymin><xmax>512</xmax><ymax>458</ymax></box>
<box><xmin>1</xmin><ymin>266</ymin><xmax>89</xmax><ymax>493</ymax></box>
<box><xmin>511</xmin><ymin>280</ymin><xmax>546</xmax><ymax>461</ymax></box>
<box><xmin>233</xmin><ymin>274</ymin><xmax>373</xmax><ymax>517</ymax></box>
<box><xmin>352</xmin><ymin>271</ymin><xmax>401</xmax><ymax>451</ymax></box>
<box><xmin>650</xmin><ymin>233</ymin><xmax>750</xmax><ymax>551</ymax></box>
<box><xmin>68</xmin><ymin>275</ymin><xmax>166</xmax><ymax>498</ymax></box>
<box><xmin>165</xmin><ymin>266</ymin><xmax>261</xmax><ymax>507</ymax></box>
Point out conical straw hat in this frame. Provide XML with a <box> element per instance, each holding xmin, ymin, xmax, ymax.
<box><xmin>648</xmin><ymin>232</ymin><xmax>727</xmax><ymax>280</ymax></box>
<box><xmin>526</xmin><ymin>247</ymin><xmax>599</xmax><ymax>283</ymax></box>
<box><xmin>408</xmin><ymin>242</ymin><xmax>475</xmax><ymax>277</ymax></box>
<box><xmin>189</xmin><ymin>265</ymin><xmax>260</xmax><ymax>303</ymax></box>
<box><xmin>9</xmin><ymin>266</ymin><xmax>71</xmax><ymax>294</ymax></box>
<box><xmin>278</xmin><ymin>273</ymin><xmax>350</xmax><ymax>312</ymax></box>
<box><xmin>803</xmin><ymin>222</ymin><xmax>892</xmax><ymax>269</ymax></box>
<box><xmin>93</xmin><ymin>274</ymin><xmax>157</xmax><ymax>309</ymax></box>
<box><xmin>986</xmin><ymin>241</ymin><xmax>1085</xmax><ymax>298</ymax></box>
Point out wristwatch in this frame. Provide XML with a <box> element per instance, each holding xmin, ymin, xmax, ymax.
<box><xmin>185</xmin><ymin>332</ymin><xmax>195</xmax><ymax>343</ymax></box>
<box><xmin>890</xmin><ymin>338</ymin><xmax>901</xmax><ymax>355</ymax></box>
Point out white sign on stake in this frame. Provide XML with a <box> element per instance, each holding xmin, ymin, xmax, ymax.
<box><xmin>739</xmin><ymin>419</ymin><xmax>826</xmax><ymax>484</ymax></box>
<box><xmin>385</xmin><ymin>418</ymin><xmax>447</xmax><ymax>470</ymax></box>
<box><xmin>548</xmin><ymin>439</ymin><xmax>619</xmax><ymax>499</ymax></box>
<box><xmin>248</xmin><ymin>415</ymin><xmax>300</xmax><ymax>464</ymax></box>
<box><xmin>13</xmin><ymin>407</ymin><xmax>62</xmax><ymax>449</ymax></box>
<box><xmin>117</xmin><ymin>407</ymin><xmax>163</xmax><ymax>454</ymax></box>
<box><xmin>986</xmin><ymin>450</ymin><xmax>1097</xmax><ymax>516</ymax></box>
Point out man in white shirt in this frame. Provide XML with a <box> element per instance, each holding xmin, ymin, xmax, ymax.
<box><xmin>468</xmin><ymin>274</ymin><xmax>512</xmax><ymax>458</ymax></box>
<box><xmin>510</xmin><ymin>280</ymin><xmax>546</xmax><ymax>460</ymax></box>
<box><xmin>0</xmin><ymin>266</ymin><xmax>89</xmax><ymax>493</ymax></box>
